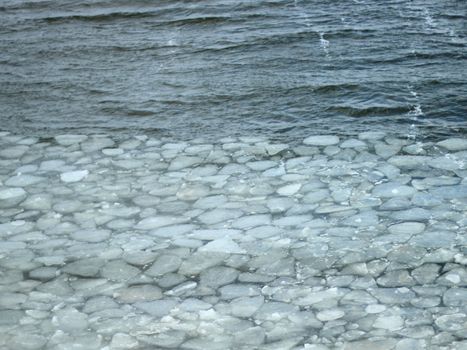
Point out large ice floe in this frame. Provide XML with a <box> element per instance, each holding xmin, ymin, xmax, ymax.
<box><xmin>0</xmin><ymin>131</ymin><xmax>466</xmax><ymax>350</ymax></box>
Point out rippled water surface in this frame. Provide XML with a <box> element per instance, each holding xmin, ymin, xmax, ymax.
<box><xmin>0</xmin><ymin>0</ymin><xmax>466</xmax><ymax>140</ymax></box>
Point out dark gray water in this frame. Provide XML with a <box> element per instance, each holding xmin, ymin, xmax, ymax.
<box><xmin>1</xmin><ymin>0</ymin><xmax>466</xmax><ymax>140</ymax></box>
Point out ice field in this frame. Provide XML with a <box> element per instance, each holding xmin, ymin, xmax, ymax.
<box><xmin>0</xmin><ymin>132</ymin><xmax>466</xmax><ymax>349</ymax></box>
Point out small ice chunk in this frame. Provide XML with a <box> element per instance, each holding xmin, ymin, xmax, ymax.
<box><xmin>162</xmin><ymin>142</ymin><xmax>187</xmax><ymax>150</ymax></box>
<box><xmin>262</xmin><ymin>166</ymin><xmax>286</xmax><ymax>177</ymax></box>
<box><xmin>0</xmin><ymin>310</ymin><xmax>23</xmax><ymax>325</ymax></box>
<box><xmin>430</xmin><ymin>185</ymin><xmax>467</xmax><ymax>199</ymax></box>
<box><xmin>342</xmin><ymin>211</ymin><xmax>379</xmax><ymax>227</ymax></box>
<box><xmin>388</xmin><ymin>155</ymin><xmax>430</xmax><ymax>169</ymax></box>
<box><xmin>246</xmin><ymin>160</ymin><xmax>277</xmax><ymax>171</ymax></box>
<box><xmin>179</xmin><ymin>298</ymin><xmax>211</xmax><ymax>312</ymax></box>
<box><xmin>376</xmin><ymin>270</ymin><xmax>414</xmax><ymax>287</ymax></box>
<box><xmin>443</xmin><ymin>288</ymin><xmax>467</xmax><ymax>306</ymax></box>
<box><xmin>428</xmin><ymin>156</ymin><xmax>462</xmax><ymax>171</ymax></box>
<box><xmin>231</xmin><ymin>214</ymin><xmax>271</xmax><ymax>229</ymax></box>
<box><xmin>178</xmin><ymin>252</ymin><xmax>226</xmax><ymax>276</ymax></box>
<box><xmin>265</xmin><ymin>143</ymin><xmax>288</xmax><ymax>155</ymax></box>
<box><xmin>110</xmin><ymin>333</ymin><xmax>138</xmax><ymax>350</ymax></box>
<box><xmin>168</xmin><ymin>156</ymin><xmax>202</xmax><ymax>170</ymax></box>
<box><xmin>83</xmin><ymin>296</ymin><xmax>119</xmax><ymax>313</ymax></box>
<box><xmin>16</xmin><ymin>164</ymin><xmax>38</xmax><ymax>173</ymax></box>
<box><xmin>437</xmin><ymin>138</ymin><xmax>467</xmax><ymax>151</ymax></box>
<box><xmin>10</xmin><ymin>334</ymin><xmax>47</xmax><ymax>350</ymax></box>
<box><xmin>391</xmin><ymin>207</ymin><xmax>431</xmax><ymax>221</ymax></box>
<box><xmin>388</xmin><ymin>222</ymin><xmax>425</xmax><ymax>235</ymax></box>
<box><xmin>365</xmin><ymin>304</ymin><xmax>386</xmax><ymax>314</ymax></box>
<box><xmin>62</xmin><ymin>258</ymin><xmax>104</xmax><ymax>277</ymax></box>
<box><xmin>230</xmin><ymin>296</ymin><xmax>264</xmax><ymax>318</ymax></box>
<box><xmin>302</xmin><ymin>189</ymin><xmax>329</xmax><ymax>204</ymax></box>
<box><xmin>39</xmin><ymin>159</ymin><xmax>67</xmax><ymax>172</ymax></box>
<box><xmin>102</xmin><ymin>148</ymin><xmax>124</xmax><ymax>156</ymax></box>
<box><xmin>246</xmin><ymin>225</ymin><xmax>282</xmax><ymax>239</ymax></box>
<box><xmin>444</xmin><ymin>274</ymin><xmax>461</xmax><ymax>284</ymax></box>
<box><xmin>54</xmin><ymin>200</ymin><xmax>83</xmax><ymax>213</ymax></box>
<box><xmin>189</xmin><ymin>228</ymin><xmax>241</xmax><ymax>240</ymax></box>
<box><xmin>340</xmin><ymin>139</ymin><xmax>367</xmax><ymax>148</ymax></box>
<box><xmin>200</xmin><ymin>266</ymin><xmax>239</xmax><ymax>288</ymax></box>
<box><xmin>0</xmin><ymin>145</ymin><xmax>29</xmax><ymax>159</ymax></box>
<box><xmin>0</xmin><ymin>292</ymin><xmax>27</xmax><ymax>308</ymax></box>
<box><xmin>29</xmin><ymin>267</ymin><xmax>58</xmax><ymax>281</ymax></box>
<box><xmin>316</xmin><ymin>309</ymin><xmax>345</xmax><ymax>321</ymax></box>
<box><xmin>150</xmin><ymin>224</ymin><xmax>196</xmax><ymax>238</ymax></box>
<box><xmin>197</xmin><ymin>209</ymin><xmax>243</xmax><ymax>225</ymax></box>
<box><xmin>219</xmin><ymin>284</ymin><xmax>261</xmax><ymax>299</ymax></box>
<box><xmin>81</xmin><ymin>137</ymin><xmax>115</xmax><ymax>152</ymax></box>
<box><xmin>136</xmin><ymin>216</ymin><xmax>189</xmax><ymax>230</ymax></box>
<box><xmin>358</xmin><ymin>131</ymin><xmax>386</xmax><ymax>140</ymax></box>
<box><xmin>373</xmin><ymin>315</ymin><xmax>404</xmax><ymax>331</ymax></box>
<box><xmin>101</xmin><ymin>205</ymin><xmax>140</xmax><ymax>218</ymax></box>
<box><xmin>176</xmin><ymin>184</ymin><xmax>210</xmax><ymax>201</ymax></box>
<box><xmin>303</xmin><ymin>135</ymin><xmax>340</xmax><ymax>146</ymax></box>
<box><xmin>20</xmin><ymin>193</ymin><xmax>52</xmax><ymax>210</ymax></box>
<box><xmin>219</xmin><ymin>163</ymin><xmax>249</xmax><ymax>175</ymax></box>
<box><xmin>273</xmin><ymin>215</ymin><xmax>311</xmax><ymax>226</ymax></box>
<box><xmin>234</xmin><ymin>326</ymin><xmax>265</xmax><ymax>346</ymax></box>
<box><xmin>199</xmin><ymin>238</ymin><xmax>246</xmax><ymax>254</ymax></box>
<box><xmin>0</xmin><ymin>241</ymin><xmax>27</xmax><ymax>251</ymax></box>
<box><xmin>0</xmin><ymin>187</ymin><xmax>26</xmax><ymax>208</ymax></box>
<box><xmin>372</xmin><ymin>182</ymin><xmax>416</xmax><ymax>198</ymax></box>
<box><xmin>70</xmin><ymin>229</ymin><xmax>110</xmax><ymax>243</ymax></box>
<box><xmin>412</xmin><ymin>176</ymin><xmax>460</xmax><ymax>190</ymax></box>
<box><xmin>5</xmin><ymin>174</ymin><xmax>44</xmax><ymax>187</ymax></box>
<box><xmin>194</xmin><ymin>195</ymin><xmax>228</xmax><ymax>209</ymax></box>
<box><xmin>101</xmin><ymin>261</ymin><xmax>140</xmax><ymax>282</ymax></box>
<box><xmin>114</xmin><ymin>285</ymin><xmax>163</xmax><ymax>303</ymax></box>
<box><xmin>134</xmin><ymin>299</ymin><xmax>178</xmax><ymax>317</ymax></box>
<box><xmin>375</xmin><ymin>143</ymin><xmax>402</xmax><ymax>158</ymax></box>
<box><xmin>55</xmin><ymin>134</ymin><xmax>88</xmax><ymax>146</ymax></box>
<box><xmin>267</xmin><ymin>197</ymin><xmax>295</xmax><ymax>213</ymax></box>
<box><xmin>53</xmin><ymin>307</ymin><xmax>88</xmax><ymax>333</ymax></box>
<box><xmin>138</xmin><ymin>330</ymin><xmax>186</xmax><ymax>348</ymax></box>
<box><xmin>132</xmin><ymin>195</ymin><xmax>160</xmax><ymax>207</ymax></box>
<box><xmin>113</xmin><ymin>159</ymin><xmax>145</xmax><ymax>169</ymax></box>
<box><xmin>60</xmin><ymin>170</ymin><xmax>89</xmax><ymax>183</ymax></box>
<box><xmin>145</xmin><ymin>255</ymin><xmax>182</xmax><ymax>276</ymax></box>
<box><xmin>277</xmin><ymin>183</ymin><xmax>301</xmax><ymax>196</ymax></box>
<box><xmin>185</xmin><ymin>144</ymin><xmax>213</xmax><ymax>154</ymax></box>
<box><xmin>410</xmin><ymin>231</ymin><xmax>456</xmax><ymax>248</ymax></box>
<box><xmin>165</xmin><ymin>281</ymin><xmax>197</xmax><ymax>296</ymax></box>
<box><xmin>435</xmin><ymin>314</ymin><xmax>466</xmax><ymax>332</ymax></box>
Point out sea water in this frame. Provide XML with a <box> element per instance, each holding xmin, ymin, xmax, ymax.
<box><xmin>0</xmin><ymin>0</ymin><xmax>466</xmax><ymax>140</ymax></box>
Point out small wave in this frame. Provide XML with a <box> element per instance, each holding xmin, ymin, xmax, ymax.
<box><xmin>159</xmin><ymin>15</ymin><xmax>234</xmax><ymax>27</ymax></box>
<box><xmin>100</xmin><ymin>107</ymin><xmax>155</xmax><ymax>117</ymax></box>
<box><xmin>319</xmin><ymin>32</ymin><xmax>330</xmax><ymax>56</ymax></box>
<box><xmin>327</xmin><ymin>105</ymin><xmax>411</xmax><ymax>117</ymax></box>
<box><xmin>0</xmin><ymin>1</ymin><xmax>54</xmax><ymax>11</ymax></box>
<box><xmin>321</xmin><ymin>28</ymin><xmax>379</xmax><ymax>39</ymax></box>
<box><xmin>39</xmin><ymin>10</ymin><xmax>264</xmax><ymax>26</ymax></box>
<box><xmin>410</xmin><ymin>51</ymin><xmax>466</xmax><ymax>60</ymax></box>
<box><xmin>408</xmin><ymin>104</ymin><xmax>423</xmax><ymax>117</ymax></box>
<box><xmin>182</xmin><ymin>30</ymin><xmax>316</xmax><ymax>54</ymax></box>
<box><xmin>41</xmin><ymin>11</ymin><xmax>157</xmax><ymax>23</ymax></box>
<box><xmin>319</xmin><ymin>32</ymin><xmax>329</xmax><ymax>47</ymax></box>
<box><xmin>423</xmin><ymin>9</ymin><xmax>435</xmax><ymax>27</ymax></box>
<box><xmin>313</xmin><ymin>84</ymin><xmax>360</xmax><ymax>94</ymax></box>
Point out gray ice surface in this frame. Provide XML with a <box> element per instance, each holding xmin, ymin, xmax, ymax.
<box><xmin>0</xmin><ymin>132</ymin><xmax>466</xmax><ymax>350</ymax></box>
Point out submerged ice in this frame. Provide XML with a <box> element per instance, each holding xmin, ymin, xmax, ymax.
<box><xmin>0</xmin><ymin>132</ymin><xmax>466</xmax><ymax>350</ymax></box>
